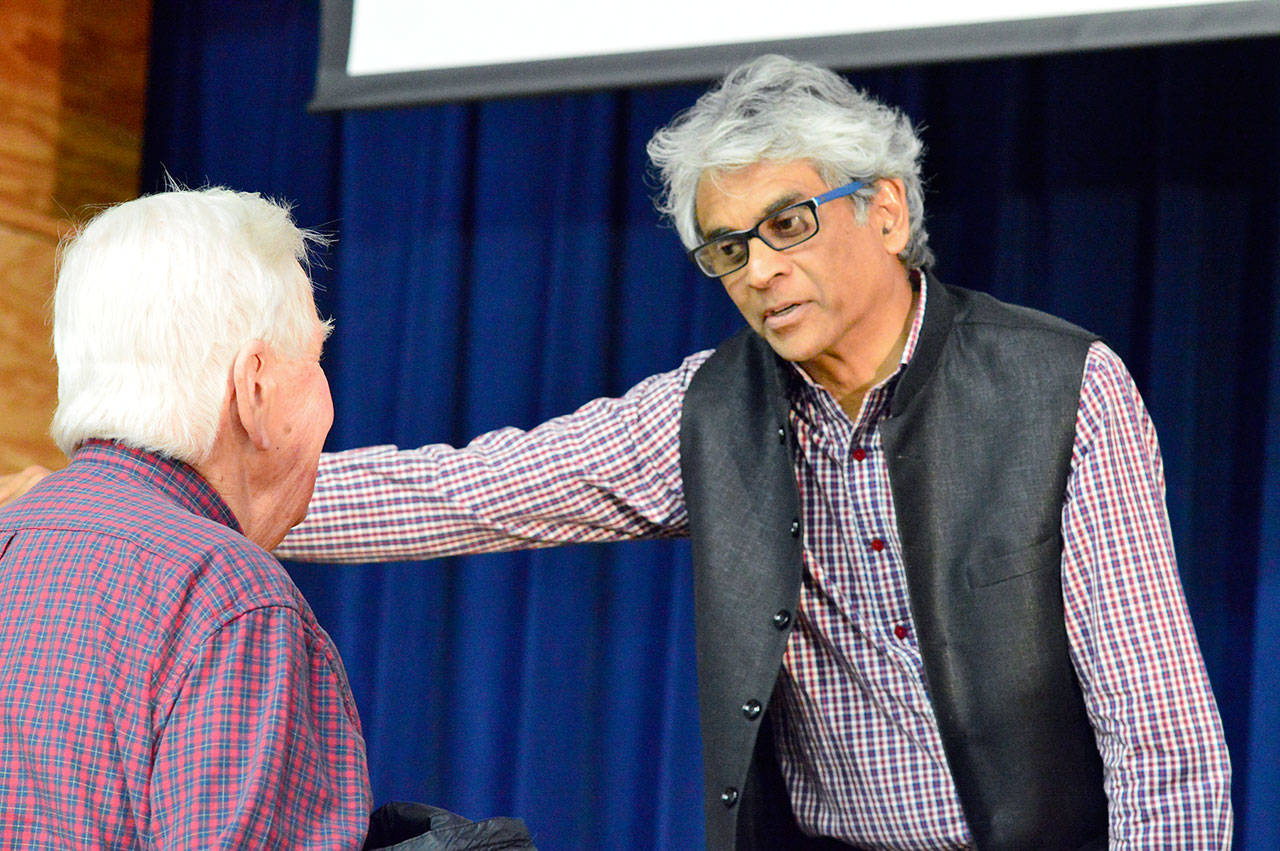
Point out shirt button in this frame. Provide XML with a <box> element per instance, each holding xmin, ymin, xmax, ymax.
<box><xmin>772</xmin><ymin>610</ymin><xmax>792</xmax><ymax>630</ymax></box>
<box><xmin>870</xmin><ymin>538</ymin><xmax>886</xmax><ymax>552</ymax></box>
<box><xmin>852</xmin><ymin>448</ymin><xmax>866</xmax><ymax>462</ymax></box>
<box><xmin>894</xmin><ymin>624</ymin><xmax>910</xmax><ymax>640</ymax></box>
<box><xmin>721</xmin><ymin>787</ymin><xmax>739</xmax><ymax>807</ymax></box>
<box><xmin>741</xmin><ymin>699</ymin><xmax>762</xmax><ymax>720</ymax></box>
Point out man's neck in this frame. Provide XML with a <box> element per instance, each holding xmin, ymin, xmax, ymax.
<box><xmin>194</xmin><ymin>431</ymin><xmax>290</xmax><ymax>553</ymax></box>
<box><xmin>803</xmin><ymin>285</ymin><xmax>920</xmax><ymax>419</ymax></box>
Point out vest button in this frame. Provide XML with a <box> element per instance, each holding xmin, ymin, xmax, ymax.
<box><xmin>741</xmin><ymin>699</ymin><xmax>762</xmax><ymax>720</ymax></box>
<box><xmin>789</xmin><ymin>519</ymin><xmax>801</xmax><ymax>538</ymax></box>
<box><xmin>721</xmin><ymin>787</ymin><xmax>739</xmax><ymax>807</ymax></box>
<box><xmin>777</xmin><ymin>425</ymin><xmax>786</xmax><ymax>444</ymax></box>
<box><xmin>772</xmin><ymin>610</ymin><xmax>791</xmax><ymax>630</ymax></box>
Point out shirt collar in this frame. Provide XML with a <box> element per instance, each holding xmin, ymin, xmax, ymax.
<box><xmin>73</xmin><ymin>440</ymin><xmax>242</xmax><ymax>534</ymax></box>
<box><xmin>899</xmin><ymin>269</ymin><xmax>928</xmax><ymax>369</ymax></box>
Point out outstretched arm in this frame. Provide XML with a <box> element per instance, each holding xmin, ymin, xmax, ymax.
<box><xmin>276</xmin><ymin>352</ymin><xmax>710</xmax><ymax>564</ymax></box>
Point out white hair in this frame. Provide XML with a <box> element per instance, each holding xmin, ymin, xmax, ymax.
<box><xmin>51</xmin><ymin>186</ymin><xmax>331</xmax><ymax>463</ymax></box>
<box><xmin>647</xmin><ymin>54</ymin><xmax>934</xmax><ymax>269</ymax></box>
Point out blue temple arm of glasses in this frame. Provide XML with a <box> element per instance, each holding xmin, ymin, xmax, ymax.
<box><xmin>812</xmin><ymin>180</ymin><xmax>866</xmax><ymax>206</ymax></box>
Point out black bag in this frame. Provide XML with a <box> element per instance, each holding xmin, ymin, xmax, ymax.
<box><xmin>363</xmin><ymin>801</ymin><xmax>537</xmax><ymax>851</ymax></box>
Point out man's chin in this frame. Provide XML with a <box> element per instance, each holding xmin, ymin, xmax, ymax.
<box><xmin>759</xmin><ymin>331</ymin><xmax>817</xmax><ymax>365</ymax></box>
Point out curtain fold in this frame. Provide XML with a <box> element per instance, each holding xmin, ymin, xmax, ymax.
<box><xmin>143</xmin><ymin>3</ymin><xmax>1278</xmax><ymax>846</ymax></box>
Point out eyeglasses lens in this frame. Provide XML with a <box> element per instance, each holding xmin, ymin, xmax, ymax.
<box><xmin>694</xmin><ymin>203</ymin><xmax>819</xmax><ymax>277</ymax></box>
<box><xmin>760</xmin><ymin>204</ymin><xmax>818</xmax><ymax>249</ymax></box>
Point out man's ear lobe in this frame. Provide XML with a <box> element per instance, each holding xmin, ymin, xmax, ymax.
<box><xmin>231</xmin><ymin>340</ymin><xmax>271</xmax><ymax>451</ymax></box>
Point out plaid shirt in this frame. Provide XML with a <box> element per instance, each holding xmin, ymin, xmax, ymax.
<box><xmin>0</xmin><ymin>441</ymin><xmax>371</xmax><ymax>849</ymax></box>
<box><xmin>280</xmin><ymin>280</ymin><xmax>1231</xmax><ymax>848</ymax></box>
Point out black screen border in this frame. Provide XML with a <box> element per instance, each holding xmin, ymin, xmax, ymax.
<box><xmin>310</xmin><ymin>0</ymin><xmax>1280</xmax><ymax>110</ymax></box>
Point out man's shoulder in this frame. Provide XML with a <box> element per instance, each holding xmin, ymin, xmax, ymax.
<box><xmin>3</xmin><ymin>463</ymin><xmax>297</xmax><ymax>613</ymax></box>
<box><xmin>681</xmin><ymin>327</ymin><xmax>793</xmax><ymax>438</ymax></box>
<box><xmin>12</xmin><ymin>467</ymin><xmax>228</xmax><ymax>549</ymax></box>
<box><xmin>693</xmin><ymin>327</ymin><xmax>775</xmax><ymax>380</ymax></box>
<box><xmin>687</xmin><ymin>328</ymin><xmax>776</xmax><ymax>393</ymax></box>
<box><xmin>103</xmin><ymin>496</ymin><xmax>298</xmax><ymax>617</ymax></box>
<box><xmin>946</xmin><ymin>284</ymin><xmax>1098</xmax><ymax>344</ymax></box>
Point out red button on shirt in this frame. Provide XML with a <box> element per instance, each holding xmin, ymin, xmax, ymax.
<box><xmin>870</xmin><ymin>538</ymin><xmax>886</xmax><ymax>552</ymax></box>
<box><xmin>852</xmin><ymin>448</ymin><xmax>867</xmax><ymax>462</ymax></box>
<box><xmin>894</xmin><ymin>624</ymin><xmax>910</xmax><ymax>640</ymax></box>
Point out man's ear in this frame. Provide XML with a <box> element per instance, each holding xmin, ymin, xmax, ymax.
<box><xmin>872</xmin><ymin>178</ymin><xmax>910</xmax><ymax>256</ymax></box>
<box><xmin>231</xmin><ymin>340</ymin><xmax>272</xmax><ymax>451</ymax></box>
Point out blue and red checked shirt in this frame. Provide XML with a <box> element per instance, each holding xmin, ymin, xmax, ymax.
<box><xmin>279</xmin><ymin>278</ymin><xmax>1231</xmax><ymax>848</ymax></box>
<box><xmin>0</xmin><ymin>441</ymin><xmax>371</xmax><ymax>849</ymax></box>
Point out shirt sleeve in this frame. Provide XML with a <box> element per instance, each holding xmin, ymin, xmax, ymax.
<box><xmin>1061</xmin><ymin>341</ymin><xmax>1232</xmax><ymax>848</ymax></box>
<box><xmin>276</xmin><ymin>352</ymin><xmax>708</xmax><ymax>564</ymax></box>
<box><xmin>149</xmin><ymin>606</ymin><xmax>371</xmax><ymax>850</ymax></box>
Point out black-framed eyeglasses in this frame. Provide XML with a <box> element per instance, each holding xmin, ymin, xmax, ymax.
<box><xmin>688</xmin><ymin>180</ymin><xmax>867</xmax><ymax>278</ymax></box>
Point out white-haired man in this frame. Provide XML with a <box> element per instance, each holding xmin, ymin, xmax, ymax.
<box><xmin>0</xmin><ymin>188</ymin><xmax>368</xmax><ymax>847</ymax></box>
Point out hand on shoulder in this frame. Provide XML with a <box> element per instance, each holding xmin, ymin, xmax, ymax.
<box><xmin>0</xmin><ymin>465</ymin><xmax>51</xmax><ymax>507</ymax></box>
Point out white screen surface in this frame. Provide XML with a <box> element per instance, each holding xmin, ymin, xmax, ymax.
<box><xmin>346</xmin><ymin>0</ymin><xmax>1242</xmax><ymax>76</ymax></box>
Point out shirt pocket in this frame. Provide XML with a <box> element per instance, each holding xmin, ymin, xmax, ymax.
<box><xmin>965</xmin><ymin>533</ymin><xmax>1060</xmax><ymax>589</ymax></box>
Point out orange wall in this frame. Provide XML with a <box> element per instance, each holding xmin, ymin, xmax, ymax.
<box><xmin>0</xmin><ymin>0</ymin><xmax>151</xmax><ymax>470</ymax></box>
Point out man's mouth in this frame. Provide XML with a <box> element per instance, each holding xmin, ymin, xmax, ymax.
<box><xmin>764</xmin><ymin>303</ymin><xmax>801</xmax><ymax>321</ymax></box>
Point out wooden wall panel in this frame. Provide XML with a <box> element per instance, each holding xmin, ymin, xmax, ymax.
<box><xmin>0</xmin><ymin>224</ymin><xmax>57</xmax><ymax>471</ymax></box>
<box><xmin>0</xmin><ymin>0</ymin><xmax>151</xmax><ymax>471</ymax></box>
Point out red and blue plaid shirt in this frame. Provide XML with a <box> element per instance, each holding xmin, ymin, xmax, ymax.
<box><xmin>280</xmin><ymin>279</ymin><xmax>1231</xmax><ymax>848</ymax></box>
<box><xmin>0</xmin><ymin>441</ymin><xmax>371</xmax><ymax>849</ymax></box>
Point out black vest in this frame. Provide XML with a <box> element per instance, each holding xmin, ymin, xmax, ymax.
<box><xmin>679</xmin><ymin>283</ymin><xmax>1107</xmax><ymax>850</ymax></box>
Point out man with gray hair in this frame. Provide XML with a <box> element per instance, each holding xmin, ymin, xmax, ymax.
<box><xmin>0</xmin><ymin>187</ymin><xmax>369</xmax><ymax>847</ymax></box>
<box><xmin>4</xmin><ymin>57</ymin><xmax>1231</xmax><ymax>848</ymax></box>
<box><xmin>273</xmin><ymin>55</ymin><xmax>1230</xmax><ymax>849</ymax></box>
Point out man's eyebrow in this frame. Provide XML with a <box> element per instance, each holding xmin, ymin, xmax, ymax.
<box><xmin>700</xmin><ymin>192</ymin><xmax>808</xmax><ymax>241</ymax></box>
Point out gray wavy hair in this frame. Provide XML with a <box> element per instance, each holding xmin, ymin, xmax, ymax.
<box><xmin>647</xmin><ymin>54</ymin><xmax>934</xmax><ymax>270</ymax></box>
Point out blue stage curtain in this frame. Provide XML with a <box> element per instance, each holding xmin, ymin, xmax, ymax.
<box><xmin>144</xmin><ymin>2</ymin><xmax>1279</xmax><ymax>847</ymax></box>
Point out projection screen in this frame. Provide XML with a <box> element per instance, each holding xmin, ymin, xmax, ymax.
<box><xmin>310</xmin><ymin>0</ymin><xmax>1280</xmax><ymax>110</ymax></box>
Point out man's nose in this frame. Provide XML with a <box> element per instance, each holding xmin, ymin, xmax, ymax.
<box><xmin>741</xmin><ymin>236</ymin><xmax>789</xmax><ymax>288</ymax></box>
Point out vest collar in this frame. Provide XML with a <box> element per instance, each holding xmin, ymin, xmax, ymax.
<box><xmin>889</xmin><ymin>274</ymin><xmax>956</xmax><ymax>418</ymax></box>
